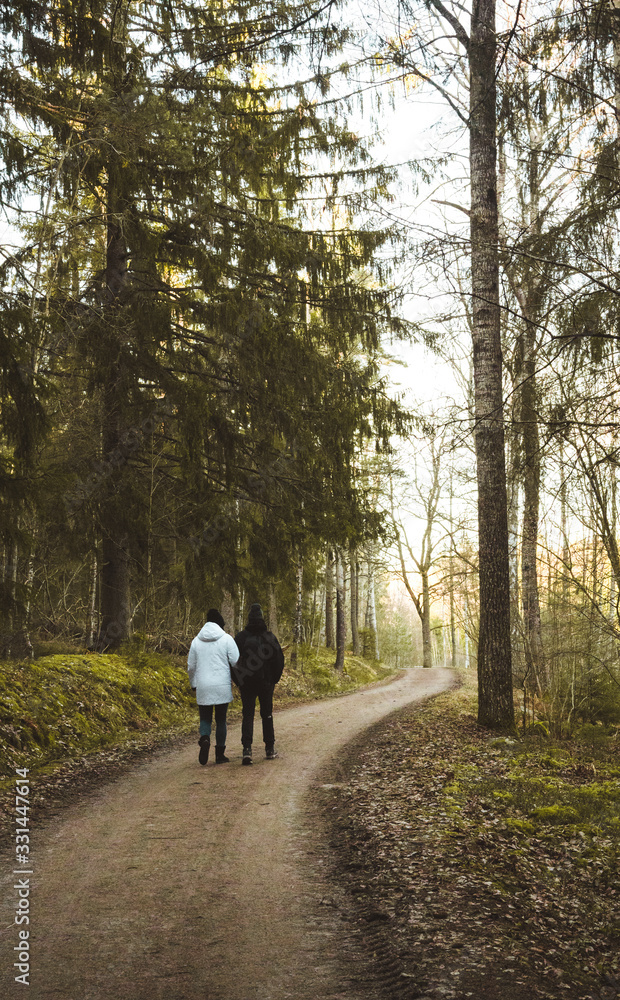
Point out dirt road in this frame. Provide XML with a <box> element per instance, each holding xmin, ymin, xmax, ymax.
<box><xmin>1</xmin><ymin>666</ymin><xmax>453</xmax><ymax>1000</ymax></box>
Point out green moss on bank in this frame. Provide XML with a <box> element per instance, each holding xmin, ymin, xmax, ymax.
<box><xmin>0</xmin><ymin>651</ymin><xmax>197</xmax><ymax>781</ymax></box>
<box><xmin>437</xmin><ymin>683</ymin><xmax>620</xmax><ymax>843</ymax></box>
<box><xmin>275</xmin><ymin>644</ymin><xmax>392</xmax><ymax>701</ymax></box>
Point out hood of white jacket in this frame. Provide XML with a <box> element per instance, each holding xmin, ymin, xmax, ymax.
<box><xmin>197</xmin><ymin>622</ymin><xmax>225</xmax><ymax>642</ymax></box>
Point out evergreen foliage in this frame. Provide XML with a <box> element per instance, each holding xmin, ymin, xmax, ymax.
<box><xmin>0</xmin><ymin>0</ymin><xmax>409</xmax><ymax>651</ymax></box>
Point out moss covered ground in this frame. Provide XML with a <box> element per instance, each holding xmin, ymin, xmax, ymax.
<box><xmin>0</xmin><ymin>650</ymin><xmax>197</xmax><ymax>784</ymax></box>
<box><xmin>276</xmin><ymin>643</ymin><xmax>393</xmax><ymax>701</ymax></box>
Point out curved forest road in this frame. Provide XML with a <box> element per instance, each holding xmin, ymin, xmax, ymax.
<box><xmin>2</xmin><ymin>666</ymin><xmax>454</xmax><ymax>1000</ymax></box>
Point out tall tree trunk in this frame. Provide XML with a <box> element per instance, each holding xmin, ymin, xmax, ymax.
<box><xmin>500</xmin><ymin>118</ymin><xmax>522</xmax><ymax>667</ymax></box>
<box><xmin>421</xmin><ymin>570</ymin><xmax>432</xmax><ymax>668</ymax></box>
<box><xmin>350</xmin><ymin>548</ymin><xmax>360</xmax><ymax>655</ymax></box>
<box><xmin>364</xmin><ymin>554</ymin><xmax>379</xmax><ymax>661</ymax></box>
<box><xmin>7</xmin><ymin>535</ymin><xmax>18</xmax><ymax>634</ymax></box>
<box><xmin>98</xmin><ymin>155</ymin><xmax>131</xmax><ymax>649</ymax></box>
<box><xmin>507</xmin><ymin>332</ymin><xmax>523</xmax><ymax>653</ymax></box>
<box><xmin>613</xmin><ymin>0</ymin><xmax>620</xmax><ymax>133</ymax></box>
<box><xmin>310</xmin><ymin>586</ymin><xmax>318</xmax><ymax>646</ymax></box>
<box><xmin>590</xmin><ymin>520</ymin><xmax>599</xmax><ymax>707</ymax></box>
<box><xmin>335</xmin><ymin>548</ymin><xmax>346</xmax><ymax>670</ymax></box>
<box><xmin>268</xmin><ymin>580</ymin><xmax>279</xmax><ymax>636</ymax></box>
<box><xmin>464</xmin><ymin>587</ymin><xmax>471</xmax><ymax>670</ymax></box>
<box><xmin>237</xmin><ymin>589</ymin><xmax>245</xmax><ymax>633</ymax></box>
<box><xmin>469</xmin><ymin>0</ymin><xmax>514</xmax><ymax>728</ymax></box>
<box><xmin>515</xmin><ymin>99</ymin><xmax>545</xmax><ymax>696</ymax></box>
<box><xmin>449</xmin><ymin>571</ymin><xmax>457</xmax><ymax>668</ymax></box>
<box><xmin>23</xmin><ymin>545</ymin><xmax>35</xmax><ymax>660</ymax></box>
<box><xmin>291</xmin><ymin>551</ymin><xmax>303</xmax><ymax>667</ymax></box>
<box><xmin>221</xmin><ymin>591</ymin><xmax>235</xmax><ymax>633</ymax></box>
<box><xmin>520</xmin><ymin>313</ymin><xmax>544</xmax><ymax>690</ymax></box>
<box><xmin>325</xmin><ymin>547</ymin><xmax>335</xmax><ymax>649</ymax></box>
<box><xmin>449</xmin><ymin>480</ymin><xmax>457</xmax><ymax>667</ymax></box>
<box><xmin>86</xmin><ymin>549</ymin><xmax>98</xmax><ymax>648</ymax></box>
<box><xmin>99</xmin><ymin>374</ymin><xmax>131</xmax><ymax>648</ymax></box>
<box><xmin>7</xmin><ymin>518</ymin><xmax>35</xmax><ymax>658</ymax></box>
<box><xmin>559</xmin><ymin>438</ymin><xmax>570</xmax><ymax>600</ymax></box>
<box><xmin>315</xmin><ymin>581</ymin><xmax>326</xmax><ymax>649</ymax></box>
<box><xmin>143</xmin><ymin>435</ymin><xmax>155</xmax><ymax>638</ymax></box>
<box><xmin>610</xmin><ymin>470</ymin><xmax>617</xmax><ymax>630</ymax></box>
<box><xmin>100</xmin><ymin>532</ymin><xmax>130</xmax><ymax>648</ymax></box>
<box><xmin>180</xmin><ymin>597</ymin><xmax>190</xmax><ymax>639</ymax></box>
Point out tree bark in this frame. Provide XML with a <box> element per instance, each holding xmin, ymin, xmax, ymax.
<box><xmin>97</xmin><ymin>148</ymin><xmax>131</xmax><ymax>649</ymax></box>
<box><xmin>235</xmin><ymin>589</ymin><xmax>246</xmax><ymax>634</ymax></box>
<box><xmin>469</xmin><ymin>0</ymin><xmax>514</xmax><ymax>728</ymax></box>
<box><xmin>268</xmin><ymin>580</ymin><xmax>279</xmax><ymax>636</ymax></box>
<box><xmin>86</xmin><ymin>549</ymin><xmax>98</xmax><ymax>648</ymax></box>
<box><xmin>23</xmin><ymin>546</ymin><xmax>35</xmax><ymax>660</ymax></box>
<box><xmin>610</xmin><ymin>470</ymin><xmax>617</xmax><ymax>629</ymax></box>
<box><xmin>506</xmin><ymin>328</ymin><xmax>523</xmax><ymax>651</ymax></box>
<box><xmin>350</xmin><ymin>548</ymin><xmax>360</xmax><ymax>655</ymax></box>
<box><xmin>559</xmin><ymin>440</ymin><xmax>570</xmax><ymax>600</ymax></box>
<box><xmin>421</xmin><ymin>571</ymin><xmax>432</xmax><ymax>668</ymax></box>
<box><xmin>449</xmin><ymin>482</ymin><xmax>457</xmax><ymax>667</ymax></box>
<box><xmin>7</xmin><ymin>536</ymin><xmax>18</xmax><ymax>633</ymax></box>
<box><xmin>325</xmin><ymin>547</ymin><xmax>335</xmax><ymax>649</ymax></box>
<box><xmin>291</xmin><ymin>551</ymin><xmax>303</xmax><ymax>667</ymax></box>
<box><xmin>520</xmin><ymin>309</ymin><xmax>544</xmax><ymax>689</ymax></box>
<box><xmin>613</xmin><ymin>0</ymin><xmax>620</xmax><ymax>133</ymax></box>
<box><xmin>364</xmin><ymin>553</ymin><xmax>379</xmax><ymax>661</ymax></box>
<box><xmin>335</xmin><ymin>548</ymin><xmax>346</xmax><ymax>670</ymax></box>
<box><xmin>221</xmin><ymin>591</ymin><xmax>235</xmax><ymax>633</ymax></box>
<box><xmin>512</xmin><ymin>95</ymin><xmax>546</xmax><ymax>695</ymax></box>
<box><xmin>100</xmin><ymin>528</ymin><xmax>130</xmax><ymax>648</ymax></box>
<box><xmin>449</xmin><ymin>572</ymin><xmax>457</xmax><ymax>667</ymax></box>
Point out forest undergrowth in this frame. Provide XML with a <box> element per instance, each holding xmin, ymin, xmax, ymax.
<box><xmin>324</xmin><ymin>672</ymin><xmax>620</xmax><ymax>1000</ymax></box>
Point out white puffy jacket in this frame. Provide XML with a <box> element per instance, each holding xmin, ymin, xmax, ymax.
<box><xmin>187</xmin><ymin>622</ymin><xmax>239</xmax><ymax>705</ymax></box>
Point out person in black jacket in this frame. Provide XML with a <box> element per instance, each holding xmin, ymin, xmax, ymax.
<box><xmin>233</xmin><ymin>603</ymin><xmax>285</xmax><ymax>765</ymax></box>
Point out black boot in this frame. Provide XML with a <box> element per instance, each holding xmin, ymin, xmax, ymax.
<box><xmin>215</xmin><ymin>745</ymin><xmax>230</xmax><ymax>764</ymax></box>
<box><xmin>198</xmin><ymin>735</ymin><xmax>210</xmax><ymax>765</ymax></box>
<box><xmin>242</xmin><ymin>745</ymin><xmax>253</xmax><ymax>766</ymax></box>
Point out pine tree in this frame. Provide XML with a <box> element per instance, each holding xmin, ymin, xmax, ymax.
<box><xmin>0</xmin><ymin>0</ymin><xmax>409</xmax><ymax>648</ymax></box>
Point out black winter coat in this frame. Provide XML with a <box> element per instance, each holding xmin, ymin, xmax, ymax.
<box><xmin>233</xmin><ymin>619</ymin><xmax>285</xmax><ymax>688</ymax></box>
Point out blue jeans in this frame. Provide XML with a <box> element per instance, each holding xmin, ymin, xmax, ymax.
<box><xmin>198</xmin><ymin>703</ymin><xmax>228</xmax><ymax>746</ymax></box>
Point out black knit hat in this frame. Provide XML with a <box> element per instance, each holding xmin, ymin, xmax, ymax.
<box><xmin>247</xmin><ymin>603</ymin><xmax>264</xmax><ymax>621</ymax></box>
<box><xmin>206</xmin><ymin>608</ymin><xmax>225</xmax><ymax>628</ymax></box>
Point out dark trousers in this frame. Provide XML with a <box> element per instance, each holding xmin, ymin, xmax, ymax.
<box><xmin>198</xmin><ymin>703</ymin><xmax>228</xmax><ymax>746</ymax></box>
<box><xmin>240</xmin><ymin>679</ymin><xmax>275</xmax><ymax>748</ymax></box>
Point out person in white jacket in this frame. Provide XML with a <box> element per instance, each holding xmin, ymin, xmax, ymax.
<box><xmin>187</xmin><ymin>608</ymin><xmax>240</xmax><ymax>765</ymax></box>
